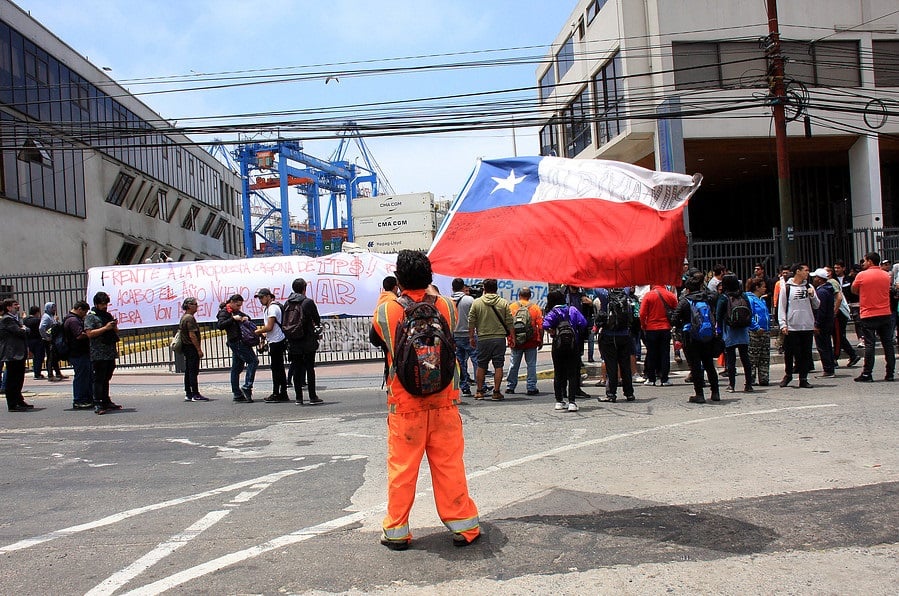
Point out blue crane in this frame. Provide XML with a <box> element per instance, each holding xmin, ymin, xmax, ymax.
<box><xmin>233</xmin><ymin>130</ymin><xmax>383</xmax><ymax>257</ymax></box>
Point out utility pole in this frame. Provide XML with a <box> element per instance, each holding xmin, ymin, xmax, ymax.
<box><xmin>766</xmin><ymin>0</ymin><xmax>795</xmax><ymax>264</ymax></box>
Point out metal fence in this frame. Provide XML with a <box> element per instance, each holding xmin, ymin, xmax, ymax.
<box><xmin>689</xmin><ymin>227</ymin><xmax>899</xmax><ymax>280</ymax></box>
<box><xmin>105</xmin><ymin>319</ymin><xmax>383</xmax><ymax>371</ymax></box>
<box><xmin>0</xmin><ymin>270</ymin><xmax>88</xmax><ymax>314</ymax></box>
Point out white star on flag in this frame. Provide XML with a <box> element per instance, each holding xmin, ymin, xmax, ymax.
<box><xmin>490</xmin><ymin>169</ymin><xmax>526</xmax><ymax>194</ymax></box>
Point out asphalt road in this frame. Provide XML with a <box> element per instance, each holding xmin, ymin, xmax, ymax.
<box><xmin>1</xmin><ymin>358</ymin><xmax>897</xmax><ymax>595</ymax></box>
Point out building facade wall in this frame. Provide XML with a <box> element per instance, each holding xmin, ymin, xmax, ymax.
<box><xmin>538</xmin><ymin>0</ymin><xmax>899</xmax><ymax>237</ymax></box>
<box><xmin>0</xmin><ymin>0</ymin><xmax>244</xmax><ymax>275</ymax></box>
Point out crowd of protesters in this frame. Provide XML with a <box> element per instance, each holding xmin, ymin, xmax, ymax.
<box><xmin>2</xmin><ymin>252</ymin><xmax>897</xmax><ymax>415</ymax></box>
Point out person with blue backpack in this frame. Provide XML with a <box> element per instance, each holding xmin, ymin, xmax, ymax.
<box><xmin>716</xmin><ymin>274</ymin><xmax>754</xmax><ymax>393</ymax></box>
<box><xmin>674</xmin><ymin>269</ymin><xmax>721</xmax><ymax>404</ymax></box>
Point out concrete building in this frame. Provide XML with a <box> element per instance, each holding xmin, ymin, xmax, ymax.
<box><xmin>0</xmin><ymin>0</ymin><xmax>244</xmax><ymax>275</ymax></box>
<box><xmin>537</xmin><ymin>0</ymin><xmax>899</xmax><ymax>244</ymax></box>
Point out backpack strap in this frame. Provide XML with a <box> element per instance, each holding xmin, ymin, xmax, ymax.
<box><xmin>488</xmin><ymin>303</ymin><xmax>510</xmax><ymax>335</ymax></box>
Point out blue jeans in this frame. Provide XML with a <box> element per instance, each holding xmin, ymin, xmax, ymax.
<box><xmin>69</xmin><ymin>353</ymin><xmax>93</xmax><ymax>404</ymax></box>
<box><xmin>228</xmin><ymin>340</ymin><xmax>259</xmax><ymax>396</ymax></box>
<box><xmin>507</xmin><ymin>347</ymin><xmax>538</xmax><ymax>391</ymax></box>
<box><xmin>454</xmin><ymin>336</ymin><xmax>477</xmax><ymax>392</ymax></box>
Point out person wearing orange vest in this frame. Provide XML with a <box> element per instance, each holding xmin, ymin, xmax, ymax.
<box><xmin>377</xmin><ymin>275</ymin><xmax>400</xmax><ymax>306</ymax></box>
<box><xmin>370</xmin><ymin>250</ymin><xmax>480</xmax><ymax>551</ymax></box>
<box><xmin>505</xmin><ymin>287</ymin><xmax>544</xmax><ymax>395</ymax></box>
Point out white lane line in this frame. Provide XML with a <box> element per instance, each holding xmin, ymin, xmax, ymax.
<box><xmin>85</xmin><ymin>510</ymin><xmax>231</xmax><ymax>596</ymax></box>
<box><xmin>120</xmin><ymin>510</ymin><xmax>374</xmax><ymax>596</ymax></box>
<box><xmin>124</xmin><ymin>404</ymin><xmax>839</xmax><ymax>595</ymax></box>
<box><xmin>0</xmin><ymin>464</ymin><xmax>325</xmax><ymax>555</ymax></box>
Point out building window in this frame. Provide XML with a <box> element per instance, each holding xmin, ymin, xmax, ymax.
<box><xmin>176</xmin><ymin>147</ymin><xmax>182</xmax><ymax>168</ymax></box>
<box><xmin>672</xmin><ymin>42</ymin><xmax>722</xmax><ymax>90</ymax></box>
<box><xmin>24</xmin><ymin>47</ymin><xmax>48</xmax><ymax>86</ymax></box>
<box><xmin>181</xmin><ymin>205</ymin><xmax>200</xmax><ymax>230</ymax></box>
<box><xmin>539</xmin><ymin>122</ymin><xmax>559</xmax><ymax>156</ymax></box>
<box><xmin>17</xmin><ymin>138</ymin><xmax>53</xmax><ymax>167</ymax></box>
<box><xmin>200</xmin><ymin>212</ymin><xmax>217</xmax><ymax>235</ymax></box>
<box><xmin>166</xmin><ymin>195</ymin><xmax>182</xmax><ymax>223</ymax></box>
<box><xmin>563</xmin><ymin>87</ymin><xmax>592</xmax><ymax>157</ymax></box>
<box><xmin>212</xmin><ymin>217</ymin><xmax>227</xmax><ymax>240</ymax></box>
<box><xmin>539</xmin><ymin>65</ymin><xmax>555</xmax><ymax>102</ymax></box>
<box><xmin>586</xmin><ymin>0</ymin><xmax>607</xmax><ymax>24</ymax></box>
<box><xmin>593</xmin><ymin>53</ymin><xmax>624</xmax><ymax>146</ymax></box>
<box><xmin>105</xmin><ymin>172</ymin><xmax>134</xmax><ymax>206</ymax></box>
<box><xmin>147</xmin><ymin>189</ymin><xmax>168</xmax><ymax>219</ymax></box>
<box><xmin>557</xmin><ymin>34</ymin><xmax>574</xmax><ymax>80</ymax></box>
<box><xmin>673</xmin><ymin>40</ymin><xmax>860</xmax><ymax>90</ymax></box>
<box><xmin>114</xmin><ymin>242</ymin><xmax>139</xmax><ymax>265</ymax></box>
<box><xmin>873</xmin><ymin>41</ymin><xmax>899</xmax><ymax>87</ymax></box>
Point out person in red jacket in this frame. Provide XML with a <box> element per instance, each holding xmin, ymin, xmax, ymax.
<box><xmin>370</xmin><ymin>250</ymin><xmax>480</xmax><ymax>551</ymax></box>
<box><xmin>639</xmin><ymin>284</ymin><xmax>678</xmax><ymax>386</ymax></box>
<box><xmin>851</xmin><ymin>251</ymin><xmax>895</xmax><ymax>382</ymax></box>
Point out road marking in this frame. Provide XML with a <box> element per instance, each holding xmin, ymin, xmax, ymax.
<box><xmin>85</xmin><ymin>510</ymin><xmax>230</xmax><ymax>596</ymax></box>
<box><xmin>468</xmin><ymin>404</ymin><xmax>839</xmax><ymax>479</ymax></box>
<box><xmin>0</xmin><ymin>464</ymin><xmax>325</xmax><ymax>555</ymax></box>
<box><xmin>124</xmin><ymin>404</ymin><xmax>839</xmax><ymax>594</ymax></box>
<box><xmin>120</xmin><ymin>510</ymin><xmax>375</xmax><ymax>596</ymax></box>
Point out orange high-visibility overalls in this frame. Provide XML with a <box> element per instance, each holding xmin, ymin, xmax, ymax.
<box><xmin>372</xmin><ymin>288</ymin><xmax>480</xmax><ymax>545</ymax></box>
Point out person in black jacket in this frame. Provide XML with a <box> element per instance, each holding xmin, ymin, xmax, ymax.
<box><xmin>811</xmin><ymin>268</ymin><xmax>836</xmax><ymax>377</ymax></box>
<box><xmin>216</xmin><ymin>294</ymin><xmax>258</xmax><ymax>403</ymax></box>
<box><xmin>285</xmin><ymin>278</ymin><xmax>323</xmax><ymax>405</ymax></box>
<box><xmin>0</xmin><ymin>298</ymin><xmax>32</xmax><ymax>411</ymax></box>
<box><xmin>674</xmin><ymin>270</ymin><xmax>721</xmax><ymax>404</ymax></box>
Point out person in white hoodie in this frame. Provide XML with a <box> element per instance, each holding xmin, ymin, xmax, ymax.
<box><xmin>777</xmin><ymin>263</ymin><xmax>821</xmax><ymax>388</ymax></box>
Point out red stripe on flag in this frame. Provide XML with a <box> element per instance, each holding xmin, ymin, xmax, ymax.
<box><xmin>428</xmin><ymin>198</ymin><xmax>687</xmax><ymax>287</ymax></box>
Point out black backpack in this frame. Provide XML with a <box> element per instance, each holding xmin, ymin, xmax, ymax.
<box><xmin>606</xmin><ymin>290</ymin><xmax>636</xmax><ymax>332</ymax></box>
<box><xmin>552</xmin><ymin>308</ymin><xmax>577</xmax><ymax>354</ymax></box>
<box><xmin>281</xmin><ymin>297</ymin><xmax>306</xmax><ymax>340</ymax></box>
<box><xmin>725</xmin><ymin>292</ymin><xmax>752</xmax><ymax>328</ymax></box>
<box><xmin>50</xmin><ymin>319</ymin><xmax>70</xmax><ymax>359</ymax></box>
<box><xmin>392</xmin><ymin>294</ymin><xmax>457</xmax><ymax>396</ymax></box>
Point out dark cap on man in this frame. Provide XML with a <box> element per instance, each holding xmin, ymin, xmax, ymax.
<box><xmin>254</xmin><ymin>288</ymin><xmax>274</xmax><ymax>298</ymax></box>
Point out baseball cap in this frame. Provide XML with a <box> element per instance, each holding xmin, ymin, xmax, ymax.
<box><xmin>811</xmin><ymin>268</ymin><xmax>829</xmax><ymax>280</ymax></box>
<box><xmin>254</xmin><ymin>288</ymin><xmax>274</xmax><ymax>298</ymax></box>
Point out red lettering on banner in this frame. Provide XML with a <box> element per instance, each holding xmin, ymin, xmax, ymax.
<box><xmin>158</xmin><ymin>285</ymin><xmax>178</xmax><ymax>301</ymax></box>
<box><xmin>154</xmin><ymin>304</ymin><xmax>173</xmax><ymax>321</ymax></box>
<box><xmin>110</xmin><ymin>308</ymin><xmax>143</xmax><ymax>325</ymax></box>
<box><xmin>314</xmin><ymin>278</ymin><xmax>356</xmax><ymax>305</ymax></box>
<box><xmin>211</xmin><ymin>284</ymin><xmax>251</xmax><ymax>303</ymax></box>
<box><xmin>180</xmin><ymin>282</ymin><xmax>207</xmax><ymax>302</ymax></box>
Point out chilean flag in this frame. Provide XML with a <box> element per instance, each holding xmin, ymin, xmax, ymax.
<box><xmin>428</xmin><ymin>156</ymin><xmax>702</xmax><ymax>288</ymax></box>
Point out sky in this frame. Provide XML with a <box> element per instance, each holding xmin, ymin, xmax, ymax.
<box><xmin>16</xmin><ymin>0</ymin><xmax>578</xmax><ymax>204</ymax></box>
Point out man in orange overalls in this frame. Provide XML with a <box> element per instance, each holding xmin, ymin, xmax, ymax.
<box><xmin>370</xmin><ymin>250</ymin><xmax>480</xmax><ymax>551</ymax></box>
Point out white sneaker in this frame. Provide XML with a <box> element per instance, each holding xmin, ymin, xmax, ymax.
<box><xmin>554</xmin><ymin>401</ymin><xmax>567</xmax><ymax>411</ymax></box>
<box><xmin>633</xmin><ymin>374</ymin><xmax>646</xmax><ymax>383</ymax></box>
<box><xmin>660</xmin><ymin>380</ymin><xmax>673</xmax><ymax>386</ymax></box>
<box><xmin>643</xmin><ymin>379</ymin><xmax>656</xmax><ymax>386</ymax></box>
<box><xmin>567</xmin><ymin>402</ymin><xmax>579</xmax><ymax>412</ymax></box>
